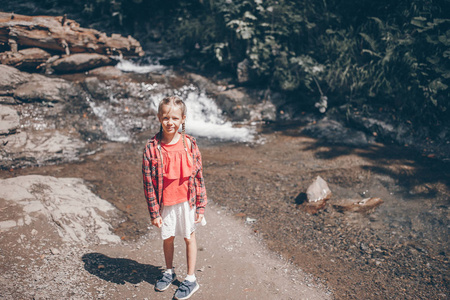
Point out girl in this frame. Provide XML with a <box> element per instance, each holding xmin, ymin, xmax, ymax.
<box><xmin>142</xmin><ymin>96</ymin><xmax>207</xmax><ymax>300</ymax></box>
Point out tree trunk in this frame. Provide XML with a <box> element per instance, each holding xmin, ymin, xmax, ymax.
<box><xmin>0</xmin><ymin>12</ymin><xmax>144</xmax><ymax>57</ymax></box>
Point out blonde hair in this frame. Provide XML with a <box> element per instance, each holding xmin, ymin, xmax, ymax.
<box><xmin>157</xmin><ymin>96</ymin><xmax>190</xmax><ymax>157</ymax></box>
<box><xmin>157</xmin><ymin>96</ymin><xmax>187</xmax><ymax>117</ymax></box>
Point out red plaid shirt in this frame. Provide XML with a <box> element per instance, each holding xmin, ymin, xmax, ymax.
<box><xmin>142</xmin><ymin>133</ymin><xmax>207</xmax><ymax>220</ymax></box>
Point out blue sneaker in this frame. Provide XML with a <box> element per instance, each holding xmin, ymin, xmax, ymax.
<box><xmin>155</xmin><ymin>271</ymin><xmax>176</xmax><ymax>291</ymax></box>
<box><xmin>174</xmin><ymin>280</ymin><xmax>199</xmax><ymax>299</ymax></box>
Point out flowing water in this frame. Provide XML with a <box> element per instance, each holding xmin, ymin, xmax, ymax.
<box><xmin>94</xmin><ymin>59</ymin><xmax>256</xmax><ymax>143</ymax></box>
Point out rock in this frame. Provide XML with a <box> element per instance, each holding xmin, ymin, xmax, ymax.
<box><xmin>14</xmin><ymin>74</ymin><xmax>77</xmax><ymax>103</ymax></box>
<box><xmin>0</xmin><ymin>130</ymin><xmax>86</xmax><ymax>169</ymax></box>
<box><xmin>0</xmin><ymin>65</ymin><xmax>31</xmax><ymax>92</ymax></box>
<box><xmin>237</xmin><ymin>58</ymin><xmax>251</xmax><ymax>83</ymax></box>
<box><xmin>250</xmin><ymin>101</ymin><xmax>277</xmax><ymax>122</ymax></box>
<box><xmin>306</xmin><ymin>176</ymin><xmax>332</xmax><ymax>203</ymax></box>
<box><xmin>300</xmin><ymin>176</ymin><xmax>332</xmax><ymax>214</ymax></box>
<box><xmin>0</xmin><ymin>65</ymin><xmax>79</xmax><ymax>103</ymax></box>
<box><xmin>50</xmin><ymin>248</ymin><xmax>61</xmax><ymax>255</ymax></box>
<box><xmin>302</xmin><ymin>118</ymin><xmax>371</xmax><ymax>147</ymax></box>
<box><xmin>0</xmin><ymin>175</ymin><xmax>121</xmax><ymax>244</ymax></box>
<box><xmin>87</xmin><ymin>66</ymin><xmax>123</xmax><ymax>78</ymax></box>
<box><xmin>0</xmin><ymin>96</ymin><xmax>17</xmax><ymax>105</ymax></box>
<box><xmin>82</xmin><ymin>77</ymin><xmax>110</xmax><ymax>100</ymax></box>
<box><xmin>188</xmin><ymin>73</ymin><xmax>223</xmax><ymax>94</ymax></box>
<box><xmin>50</xmin><ymin>53</ymin><xmax>114</xmax><ymax>73</ymax></box>
<box><xmin>245</xmin><ymin>217</ymin><xmax>257</xmax><ymax>224</ymax></box>
<box><xmin>0</xmin><ymin>105</ymin><xmax>20</xmax><ymax>135</ymax></box>
<box><xmin>216</xmin><ymin>89</ymin><xmax>251</xmax><ymax>121</ymax></box>
<box><xmin>332</xmin><ymin>197</ymin><xmax>384</xmax><ymax>213</ymax></box>
<box><xmin>0</xmin><ymin>48</ymin><xmax>51</xmax><ymax>71</ymax></box>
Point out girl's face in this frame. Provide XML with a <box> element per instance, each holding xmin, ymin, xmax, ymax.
<box><xmin>158</xmin><ymin>104</ymin><xmax>186</xmax><ymax>136</ymax></box>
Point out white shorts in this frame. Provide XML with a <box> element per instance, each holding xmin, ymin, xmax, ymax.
<box><xmin>160</xmin><ymin>201</ymin><xmax>206</xmax><ymax>240</ymax></box>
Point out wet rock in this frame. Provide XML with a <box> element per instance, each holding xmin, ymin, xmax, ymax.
<box><xmin>14</xmin><ymin>74</ymin><xmax>77</xmax><ymax>103</ymax></box>
<box><xmin>50</xmin><ymin>53</ymin><xmax>114</xmax><ymax>73</ymax></box>
<box><xmin>0</xmin><ymin>105</ymin><xmax>20</xmax><ymax>135</ymax></box>
<box><xmin>0</xmin><ymin>48</ymin><xmax>51</xmax><ymax>71</ymax></box>
<box><xmin>188</xmin><ymin>73</ymin><xmax>223</xmax><ymax>94</ymax></box>
<box><xmin>187</xmin><ymin>72</ymin><xmax>276</xmax><ymax>123</ymax></box>
<box><xmin>216</xmin><ymin>88</ymin><xmax>252</xmax><ymax>121</ymax></box>
<box><xmin>82</xmin><ymin>77</ymin><xmax>110</xmax><ymax>100</ymax></box>
<box><xmin>250</xmin><ymin>101</ymin><xmax>277</xmax><ymax>122</ymax></box>
<box><xmin>332</xmin><ymin>197</ymin><xmax>383</xmax><ymax>213</ymax></box>
<box><xmin>300</xmin><ymin>176</ymin><xmax>332</xmax><ymax>214</ymax></box>
<box><xmin>0</xmin><ymin>175</ymin><xmax>121</xmax><ymax>244</ymax></box>
<box><xmin>302</xmin><ymin>118</ymin><xmax>371</xmax><ymax>147</ymax></box>
<box><xmin>87</xmin><ymin>66</ymin><xmax>123</xmax><ymax>78</ymax></box>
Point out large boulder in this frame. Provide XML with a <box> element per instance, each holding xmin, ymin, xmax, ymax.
<box><xmin>302</xmin><ymin>118</ymin><xmax>372</xmax><ymax>147</ymax></box>
<box><xmin>51</xmin><ymin>53</ymin><xmax>114</xmax><ymax>73</ymax></box>
<box><xmin>0</xmin><ymin>65</ymin><xmax>79</xmax><ymax>103</ymax></box>
<box><xmin>0</xmin><ymin>129</ymin><xmax>86</xmax><ymax>169</ymax></box>
<box><xmin>216</xmin><ymin>89</ymin><xmax>252</xmax><ymax>121</ymax></box>
<box><xmin>0</xmin><ymin>175</ymin><xmax>121</xmax><ymax>244</ymax></box>
<box><xmin>14</xmin><ymin>74</ymin><xmax>77</xmax><ymax>103</ymax></box>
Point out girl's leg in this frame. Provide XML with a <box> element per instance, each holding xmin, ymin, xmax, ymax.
<box><xmin>163</xmin><ymin>236</ymin><xmax>175</xmax><ymax>269</ymax></box>
<box><xmin>184</xmin><ymin>232</ymin><xmax>197</xmax><ymax>275</ymax></box>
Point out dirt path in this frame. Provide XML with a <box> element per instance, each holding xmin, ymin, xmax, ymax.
<box><xmin>83</xmin><ymin>202</ymin><xmax>331</xmax><ymax>299</ymax></box>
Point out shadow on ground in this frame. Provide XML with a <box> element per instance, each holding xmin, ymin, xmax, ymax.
<box><xmin>82</xmin><ymin>253</ymin><xmax>163</xmax><ymax>285</ymax></box>
<box><xmin>280</xmin><ymin>126</ymin><xmax>450</xmax><ymax>198</ymax></box>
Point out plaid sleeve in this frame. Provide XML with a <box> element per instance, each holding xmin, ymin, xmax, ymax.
<box><xmin>142</xmin><ymin>143</ymin><xmax>160</xmax><ymax>220</ymax></box>
<box><xmin>192</xmin><ymin>142</ymin><xmax>207</xmax><ymax>215</ymax></box>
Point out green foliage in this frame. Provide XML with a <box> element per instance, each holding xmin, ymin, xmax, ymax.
<box><xmin>51</xmin><ymin>0</ymin><xmax>449</xmax><ymax>126</ymax></box>
<box><xmin>168</xmin><ymin>0</ymin><xmax>449</xmax><ymax>125</ymax></box>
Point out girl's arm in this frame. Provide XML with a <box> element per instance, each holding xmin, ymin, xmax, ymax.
<box><xmin>192</xmin><ymin>140</ymin><xmax>207</xmax><ymax>215</ymax></box>
<box><xmin>142</xmin><ymin>143</ymin><xmax>161</xmax><ymax>220</ymax></box>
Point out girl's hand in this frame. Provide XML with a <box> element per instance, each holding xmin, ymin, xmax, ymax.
<box><xmin>195</xmin><ymin>213</ymin><xmax>204</xmax><ymax>224</ymax></box>
<box><xmin>152</xmin><ymin>217</ymin><xmax>163</xmax><ymax>228</ymax></box>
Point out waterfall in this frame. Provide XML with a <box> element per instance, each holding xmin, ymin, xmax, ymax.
<box><xmin>88</xmin><ymin>59</ymin><xmax>254</xmax><ymax>143</ymax></box>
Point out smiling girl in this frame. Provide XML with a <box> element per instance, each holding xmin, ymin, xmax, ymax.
<box><xmin>142</xmin><ymin>96</ymin><xmax>207</xmax><ymax>299</ymax></box>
